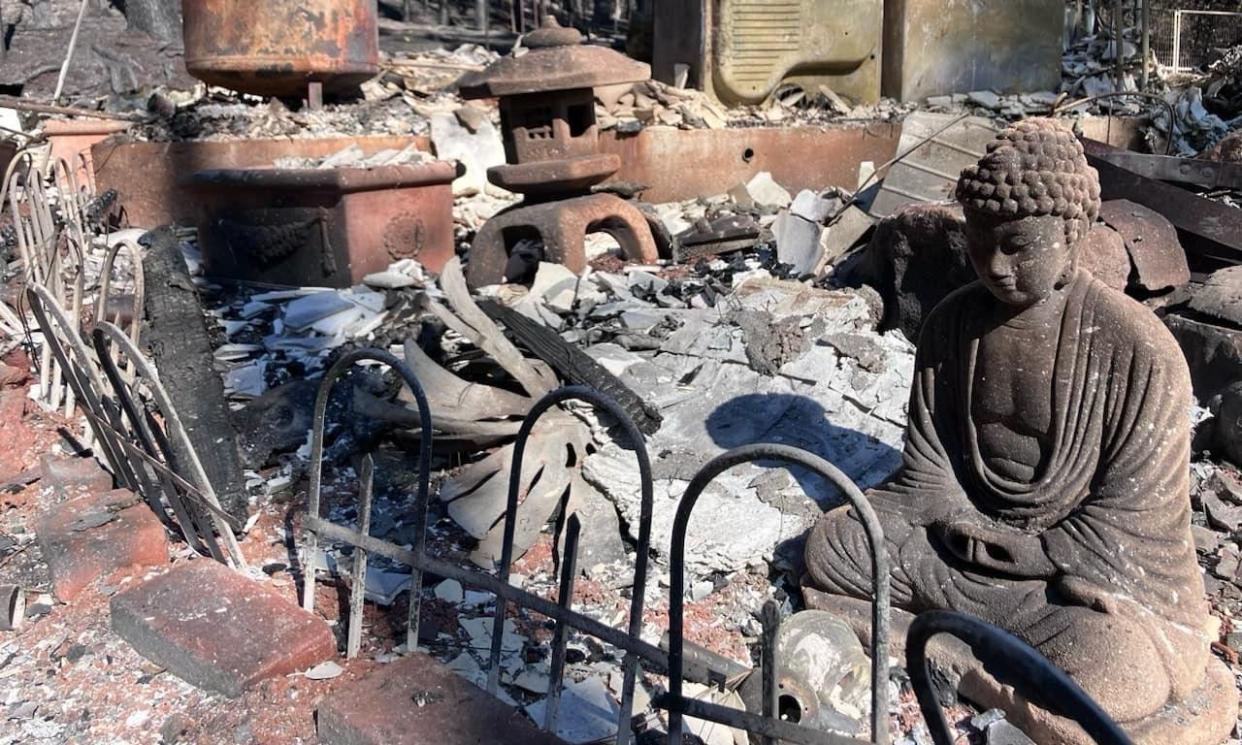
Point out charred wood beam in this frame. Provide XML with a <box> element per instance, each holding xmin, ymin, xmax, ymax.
<box><xmin>140</xmin><ymin>228</ymin><xmax>249</xmax><ymax>521</ymax></box>
<box><xmin>476</xmin><ymin>299</ymin><xmax>662</xmax><ymax>434</ymax></box>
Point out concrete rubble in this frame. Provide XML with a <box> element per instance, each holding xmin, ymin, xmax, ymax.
<box><xmin>1</xmin><ymin>3</ymin><xmax>1242</xmax><ymax>745</ymax></box>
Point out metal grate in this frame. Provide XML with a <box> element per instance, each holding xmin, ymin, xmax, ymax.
<box><xmin>723</xmin><ymin>0</ymin><xmax>801</xmax><ymax>91</ymax></box>
<box><xmin>25</xmin><ymin>286</ymin><xmax>247</xmax><ymax>567</ymax></box>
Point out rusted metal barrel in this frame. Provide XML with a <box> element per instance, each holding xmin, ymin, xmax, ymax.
<box><xmin>182</xmin><ymin>0</ymin><xmax>379</xmax><ymax>98</ymax></box>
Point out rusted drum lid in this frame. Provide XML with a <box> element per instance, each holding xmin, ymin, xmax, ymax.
<box><xmin>183</xmin><ymin>0</ymin><xmax>379</xmax><ymax>97</ymax></box>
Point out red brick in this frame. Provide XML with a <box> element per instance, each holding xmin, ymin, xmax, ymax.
<box><xmin>0</xmin><ymin>390</ymin><xmax>34</xmax><ymax>483</ymax></box>
<box><xmin>318</xmin><ymin>653</ymin><xmax>568</xmax><ymax>745</ymax></box>
<box><xmin>110</xmin><ymin>560</ymin><xmax>335</xmax><ymax>698</ymax></box>
<box><xmin>36</xmin><ymin>488</ymin><xmax>169</xmax><ymax>602</ymax></box>
<box><xmin>39</xmin><ymin>454</ymin><xmax>114</xmax><ymax>502</ymax></box>
<box><xmin>0</xmin><ymin>362</ymin><xmax>27</xmax><ymax>389</ymax></box>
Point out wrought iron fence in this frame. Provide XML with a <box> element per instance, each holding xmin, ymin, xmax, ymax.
<box><xmin>24</xmin><ymin>285</ymin><xmax>245</xmax><ymax>567</ymax></box>
<box><xmin>295</xmin><ymin>348</ymin><xmax>1132</xmax><ymax>745</ymax></box>
<box><xmin>4</xmin><ymin>146</ymin><xmax>123</xmax><ymax>420</ymax></box>
<box><xmin>907</xmin><ymin>611</ymin><xmax>1132</xmax><ymax>745</ymax></box>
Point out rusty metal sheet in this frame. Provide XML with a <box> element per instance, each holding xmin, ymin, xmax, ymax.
<box><xmin>883</xmin><ymin>0</ymin><xmax>1063</xmax><ymax>101</ymax></box>
<box><xmin>1078</xmin><ymin>115</ymin><xmax>1151</xmax><ymax>152</ymax></box>
<box><xmin>869</xmin><ymin>113</ymin><xmax>999</xmax><ymax>219</ymax></box>
<box><xmin>712</xmin><ymin>0</ymin><xmax>882</xmax><ymax>105</ymax></box>
<box><xmin>1083</xmin><ymin>138</ymin><xmax>1242</xmax><ymax>268</ymax></box>
<box><xmin>651</xmin><ymin>0</ymin><xmax>881</xmax><ymax>104</ymax></box>
<box><xmin>92</xmin><ymin>135</ymin><xmax>431</xmax><ymax>228</ymax></box>
<box><xmin>652</xmin><ymin>0</ymin><xmax>707</xmax><ymax>90</ymax></box>
<box><xmin>182</xmin><ymin>0</ymin><xmax>378</xmax><ymax>97</ymax></box>
<box><xmin>599</xmin><ymin>124</ymin><xmax>900</xmax><ymax>204</ymax></box>
<box><xmin>1099</xmin><ymin>199</ymin><xmax>1190</xmax><ymax>291</ymax></box>
<box><xmin>185</xmin><ymin>161</ymin><xmax>456</xmax><ymax>287</ymax></box>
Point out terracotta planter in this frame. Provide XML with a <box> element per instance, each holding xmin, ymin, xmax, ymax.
<box><xmin>92</xmin><ymin>135</ymin><xmax>431</xmax><ymax>228</ymax></box>
<box><xmin>186</xmin><ymin>161</ymin><xmax>458</xmax><ymax>288</ymax></box>
<box><xmin>43</xmin><ymin>119</ymin><xmax>131</xmax><ymax>191</ymax></box>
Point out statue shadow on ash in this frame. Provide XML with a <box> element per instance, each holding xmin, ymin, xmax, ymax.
<box><xmin>705</xmin><ymin>392</ymin><xmax>900</xmax><ymax>580</ymax></box>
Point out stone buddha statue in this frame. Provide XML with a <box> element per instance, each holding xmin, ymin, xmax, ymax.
<box><xmin>803</xmin><ymin>119</ymin><xmax>1237</xmax><ymax>743</ymax></box>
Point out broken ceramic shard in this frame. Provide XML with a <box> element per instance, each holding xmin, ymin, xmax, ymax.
<box><xmin>524</xmin><ymin>676</ymin><xmax>619</xmax><ymax>744</ymax></box>
<box><xmin>803</xmin><ymin>119</ymin><xmax>1237</xmax><ymax>744</ymax></box>
<box><xmin>744</xmin><ymin>171</ymin><xmax>792</xmax><ymax>210</ymax></box>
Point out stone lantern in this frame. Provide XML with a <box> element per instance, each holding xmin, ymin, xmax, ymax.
<box><xmin>460</xmin><ymin>16</ymin><xmax>660</xmax><ymax>287</ymax></box>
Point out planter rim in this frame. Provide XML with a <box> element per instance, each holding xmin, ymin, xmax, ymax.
<box><xmin>184</xmin><ymin>161</ymin><xmax>460</xmax><ymax>193</ymax></box>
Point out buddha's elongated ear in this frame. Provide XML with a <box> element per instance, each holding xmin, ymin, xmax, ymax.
<box><xmin>1056</xmin><ymin>259</ymin><xmax>1077</xmax><ymax>290</ymax></box>
<box><xmin>1057</xmin><ymin>218</ymin><xmax>1086</xmax><ymax>289</ymax></box>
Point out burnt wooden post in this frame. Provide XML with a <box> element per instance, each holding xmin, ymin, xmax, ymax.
<box><xmin>141</xmin><ymin>228</ymin><xmax>249</xmax><ymax>522</ymax></box>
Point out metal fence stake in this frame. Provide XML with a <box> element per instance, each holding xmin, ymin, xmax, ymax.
<box><xmin>907</xmin><ymin>611</ymin><xmax>1133</xmax><ymax>745</ymax></box>
<box><xmin>302</xmin><ymin>349</ymin><xmax>432</xmax><ymax>653</ymax></box>
<box><xmin>543</xmin><ymin>514</ymin><xmax>581</xmax><ymax>733</ymax></box>
<box><xmin>346</xmin><ymin>455</ymin><xmax>375</xmax><ymax>659</ymax></box>
<box><xmin>760</xmin><ymin>600</ymin><xmax>780</xmax><ymax>745</ymax></box>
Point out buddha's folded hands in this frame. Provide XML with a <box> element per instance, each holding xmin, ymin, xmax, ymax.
<box><xmin>933</xmin><ymin>517</ymin><xmax>1056</xmax><ymax>578</ymax></box>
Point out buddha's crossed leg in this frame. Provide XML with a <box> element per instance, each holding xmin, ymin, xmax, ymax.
<box><xmin>802</xmin><ymin>495</ymin><xmax>1192</xmax><ymax>723</ymax></box>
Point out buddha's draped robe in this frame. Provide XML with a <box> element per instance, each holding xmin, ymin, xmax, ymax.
<box><xmin>805</xmin><ymin>270</ymin><xmax>1208</xmax><ymax>719</ymax></box>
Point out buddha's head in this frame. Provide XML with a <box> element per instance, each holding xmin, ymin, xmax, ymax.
<box><xmin>955</xmin><ymin>118</ymin><xmax>1102</xmax><ymax>308</ymax></box>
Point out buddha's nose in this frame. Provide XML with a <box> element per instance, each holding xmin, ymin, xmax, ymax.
<box><xmin>983</xmin><ymin>257</ymin><xmax>1010</xmax><ymax>282</ymax></box>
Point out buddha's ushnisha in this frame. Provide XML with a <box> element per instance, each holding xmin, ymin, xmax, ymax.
<box><xmin>803</xmin><ymin>118</ymin><xmax>1235</xmax><ymax>742</ymax></box>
